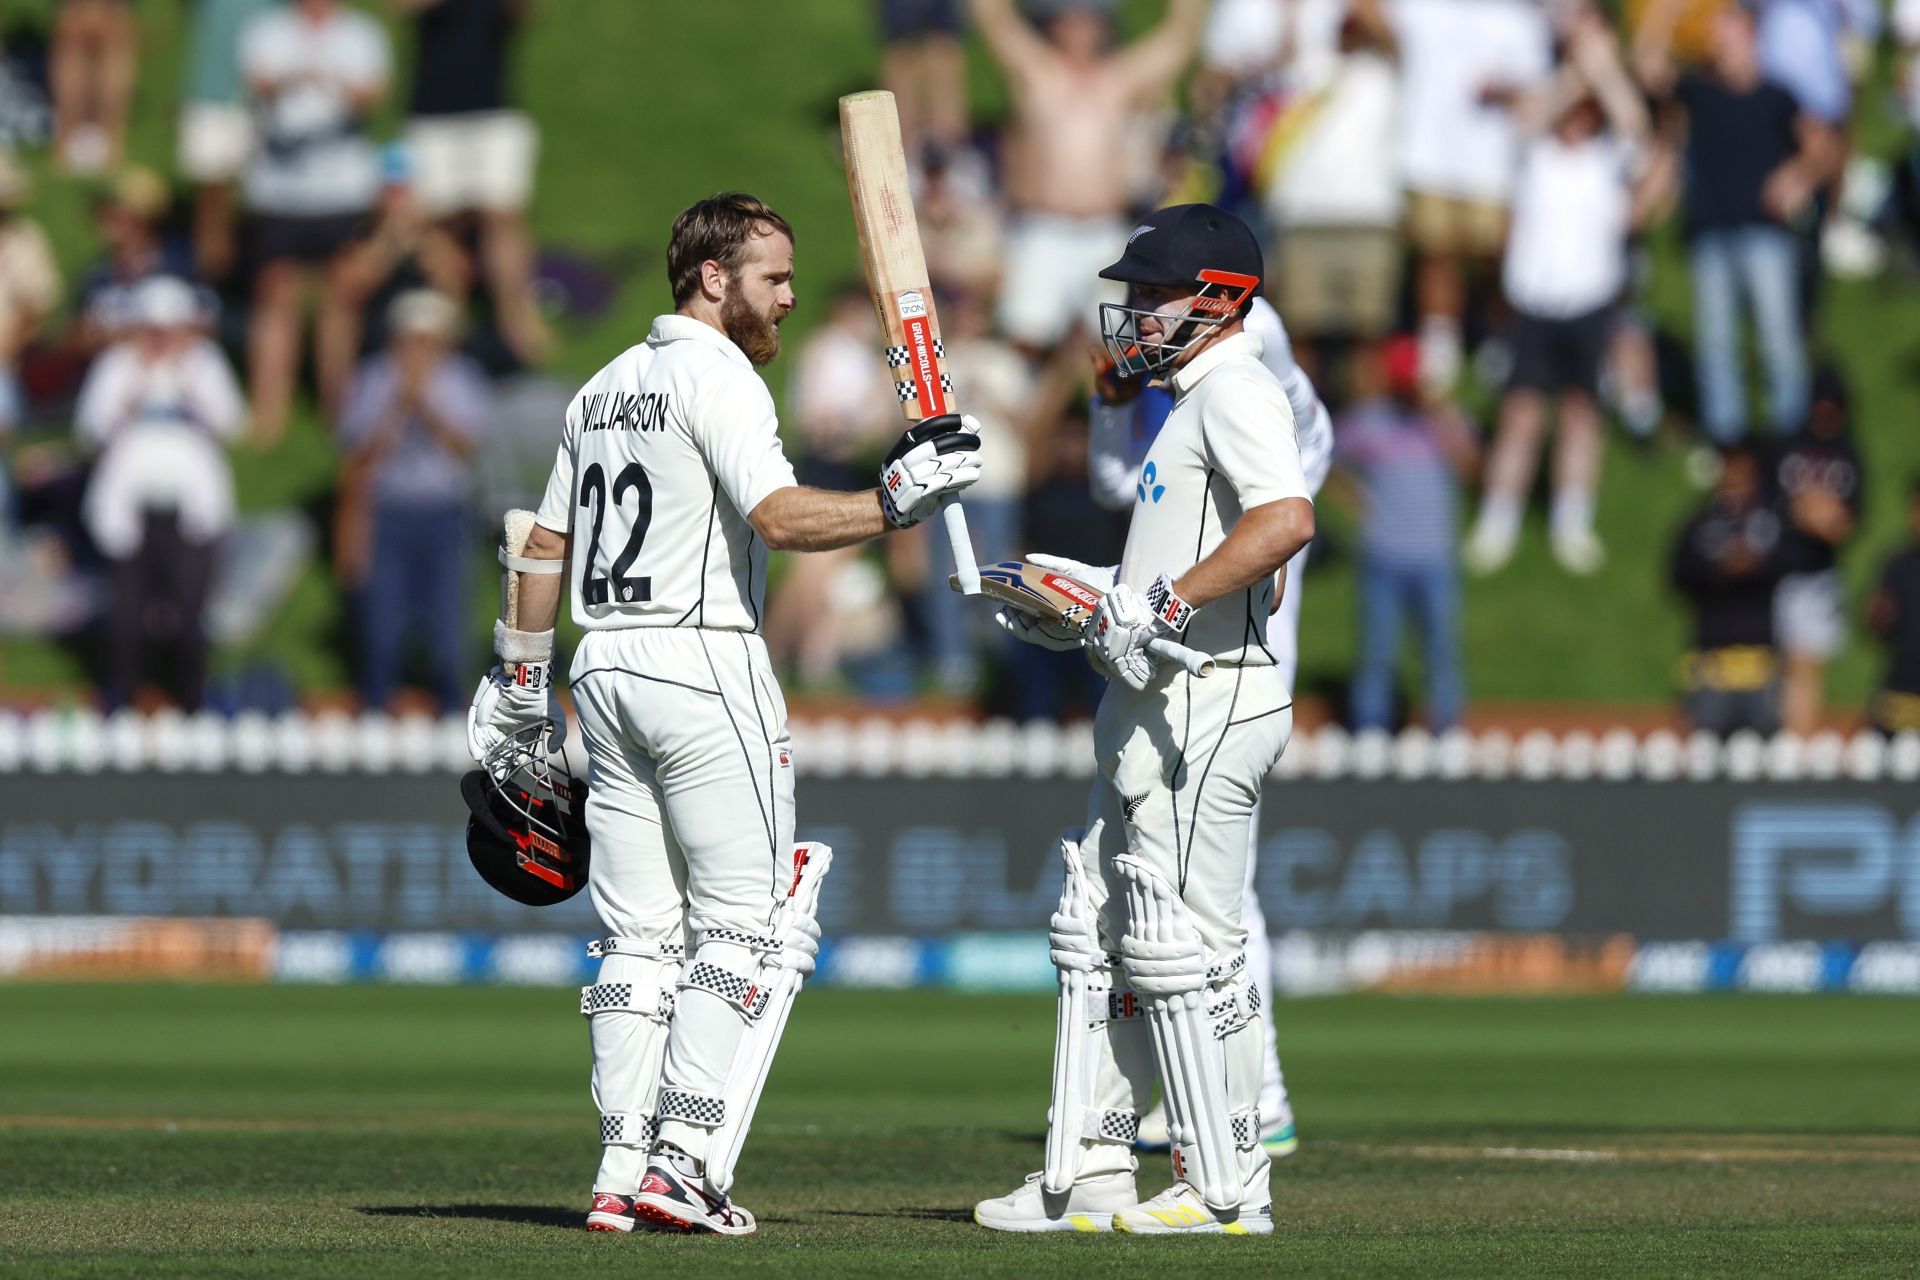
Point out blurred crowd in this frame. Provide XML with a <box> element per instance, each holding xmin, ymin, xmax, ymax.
<box><xmin>0</xmin><ymin>0</ymin><xmax>556</xmax><ymax>715</ymax></box>
<box><xmin>781</xmin><ymin>0</ymin><xmax>1920</xmax><ymax>734</ymax></box>
<box><xmin>4</xmin><ymin>0</ymin><xmax>1920</xmax><ymax>736</ymax></box>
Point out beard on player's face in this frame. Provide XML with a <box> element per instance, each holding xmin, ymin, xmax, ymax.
<box><xmin>721</xmin><ymin>274</ymin><xmax>785</xmax><ymax>367</ymax></box>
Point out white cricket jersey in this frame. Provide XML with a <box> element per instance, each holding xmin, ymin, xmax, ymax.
<box><xmin>533</xmin><ymin>315</ymin><xmax>798</xmax><ymax>633</ymax></box>
<box><xmin>1117</xmin><ymin>331</ymin><xmax>1311</xmax><ymax>666</ymax></box>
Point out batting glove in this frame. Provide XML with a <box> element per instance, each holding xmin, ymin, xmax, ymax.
<box><xmin>879</xmin><ymin>413</ymin><xmax>983</xmax><ymax>528</ymax></box>
<box><xmin>466</xmin><ymin>621</ymin><xmax>569</xmax><ymax>764</ymax></box>
<box><xmin>994</xmin><ymin>606</ymin><xmax>1081</xmax><ymax>651</ymax></box>
<box><xmin>1026</xmin><ymin>552</ymin><xmax>1117</xmax><ymax>594</ymax></box>
<box><xmin>1087</xmin><ymin>574</ymin><xmax>1193</xmax><ymax>692</ymax></box>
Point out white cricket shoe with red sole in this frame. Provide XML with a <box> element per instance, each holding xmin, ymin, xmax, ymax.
<box><xmin>585</xmin><ymin>1191</ymin><xmax>637</xmax><ymax>1232</ymax></box>
<box><xmin>631</xmin><ymin>1162</ymin><xmax>757</xmax><ymax>1236</ymax></box>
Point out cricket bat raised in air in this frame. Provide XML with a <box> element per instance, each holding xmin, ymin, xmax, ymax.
<box><xmin>954</xmin><ymin>560</ymin><xmax>1216</xmax><ymax>678</ymax></box>
<box><xmin>838</xmin><ymin>89</ymin><xmax>981</xmax><ymax>595</ymax></box>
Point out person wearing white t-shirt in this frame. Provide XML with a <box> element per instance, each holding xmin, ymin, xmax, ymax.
<box><xmin>76</xmin><ymin>276</ymin><xmax>245</xmax><ymax>710</ymax></box>
<box><xmin>468</xmin><ymin>195</ymin><xmax>983</xmax><ymax>1235</ymax></box>
<box><xmin>1390</xmin><ymin>0</ymin><xmax>1551</xmax><ymax>388</ymax></box>
<box><xmin>1465</xmin><ymin>12</ymin><xmax>1654</xmax><ymax>577</ymax></box>
<box><xmin>239</xmin><ymin>0</ymin><xmax>390</xmax><ymax>441</ymax></box>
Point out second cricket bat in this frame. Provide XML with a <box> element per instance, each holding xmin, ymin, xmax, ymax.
<box><xmin>838</xmin><ymin>89</ymin><xmax>980</xmax><ymax>595</ymax></box>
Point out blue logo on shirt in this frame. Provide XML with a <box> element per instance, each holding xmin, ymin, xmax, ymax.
<box><xmin>1137</xmin><ymin>461</ymin><xmax>1165</xmax><ymax>504</ymax></box>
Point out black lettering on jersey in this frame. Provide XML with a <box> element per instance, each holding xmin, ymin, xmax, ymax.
<box><xmin>578</xmin><ymin>390</ymin><xmax>674</xmax><ymax>432</ymax></box>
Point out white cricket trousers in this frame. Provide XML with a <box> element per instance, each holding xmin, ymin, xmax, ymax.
<box><xmin>1073</xmin><ymin>660</ymin><xmax>1293</xmax><ymax>1188</ymax></box>
<box><xmin>569</xmin><ymin>627</ymin><xmax>796</xmax><ymax>1189</ymax></box>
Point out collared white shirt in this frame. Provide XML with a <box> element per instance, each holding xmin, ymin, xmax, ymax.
<box><xmin>1117</xmin><ymin>330</ymin><xmax>1311</xmax><ymax>666</ymax></box>
<box><xmin>534</xmin><ymin>315</ymin><xmax>799</xmax><ymax>634</ymax></box>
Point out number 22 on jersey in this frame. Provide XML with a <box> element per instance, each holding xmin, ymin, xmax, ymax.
<box><xmin>578</xmin><ymin>461</ymin><xmax>653</xmax><ymax>606</ymax></box>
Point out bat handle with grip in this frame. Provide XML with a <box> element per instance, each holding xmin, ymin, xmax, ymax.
<box><xmin>1147</xmin><ymin>637</ymin><xmax>1215</xmax><ymax>678</ymax></box>
<box><xmin>942</xmin><ymin>498</ymin><xmax>981</xmax><ymax>595</ymax></box>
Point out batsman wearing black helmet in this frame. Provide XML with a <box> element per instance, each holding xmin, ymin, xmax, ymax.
<box><xmin>979</xmin><ymin>205</ymin><xmax>1316</xmax><ymax>1236</ymax></box>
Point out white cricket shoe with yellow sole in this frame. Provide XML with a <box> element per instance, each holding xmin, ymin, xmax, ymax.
<box><xmin>973</xmin><ymin>1170</ymin><xmax>1138</xmax><ymax>1233</ymax></box>
<box><xmin>1111</xmin><ymin>1181</ymin><xmax>1274</xmax><ymax>1236</ymax></box>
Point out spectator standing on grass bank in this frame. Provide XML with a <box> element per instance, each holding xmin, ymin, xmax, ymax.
<box><xmin>76</xmin><ymin>276</ymin><xmax>245</xmax><ymax>712</ymax></box>
<box><xmin>1335</xmin><ymin>334</ymin><xmax>1477</xmax><ymax>733</ymax></box>
<box><xmin>969</xmin><ymin>0</ymin><xmax>1206</xmax><ymax>354</ymax></box>
<box><xmin>75</xmin><ymin>168</ymin><xmax>192</xmax><ymax>352</ymax></box>
<box><xmin>1768</xmin><ymin>367</ymin><xmax>1860</xmax><ymax>735</ymax></box>
<box><xmin>397</xmin><ymin>0</ymin><xmax>550</xmax><ymax>366</ymax></box>
<box><xmin>1259</xmin><ymin>0</ymin><xmax>1402</xmax><ymax>386</ymax></box>
<box><xmin>0</xmin><ymin>153</ymin><xmax>61</xmax><ymax>431</ymax></box>
<box><xmin>878</xmin><ymin>0</ymin><xmax>971</xmax><ymax>160</ymax></box>
<box><xmin>179</xmin><ymin>0</ymin><xmax>277</xmax><ymax>283</ymax></box>
<box><xmin>1390</xmin><ymin>0</ymin><xmax>1552</xmax><ymax>390</ymax></box>
<box><xmin>1465</xmin><ymin>10</ymin><xmax>1654</xmax><ymax>578</ymax></box>
<box><xmin>336</xmin><ymin>290</ymin><xmax>485</xmax><ymax>712</ymax></box>
<box><xmin>1635</xmin><ymin>0</ymin><xmax>1839</xmax><ymax>443</ymax></box>
<box><xmin>1866</xmin><ymin>477</ymin><xmax>1920</xmax><ymax>735</ymax></box>
<box><xmin>1670</xmin><ymin>443</ymin><xmax>1790</xmax><ymax>737</ymax></box>
<box><xmin>241</xmin><ymin>0</ymin><xmax>391</xmax><ymax>442</ymax></box>
<box><xmin>330</xmin><ymin>145</ymin><xmax>474</xmax><ymax>364</ymax></box>
<box><xmin>50</xmin><ymin>0</ymin><xmax>137</xmax><ymax>175</ymax></box>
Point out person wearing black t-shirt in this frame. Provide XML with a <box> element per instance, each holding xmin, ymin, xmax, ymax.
<box><xmin>1866</xmin><ymin>478</ymin><xmax>1920</xmax><ymax>734</ymax></box>
<box><xmin>1766</xmin><ymin>366</ymin><xmax>1861</xmax><ymax>734</ymax></box>
<box><xmin>1633</xmin><ymin>0</ymin><xmax>1841</xmax><ymax>443</ymax></box>
<box><xmin>1671</xmin><ymin>443</ymin><xmax>1791</xmax><ymax>735</ymax></box>
<box><xmin>397</xmin><ymin>0</ymin><xmax>550</xmax><ymax>364</ymax></box>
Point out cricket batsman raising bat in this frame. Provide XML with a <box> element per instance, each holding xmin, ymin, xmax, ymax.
<box><xmin>465</xmin><ymin>194</ymin><xmax>981</xmax><ymax>1236</ymax></box>
<box><xmin>974</xmin><ymin>205</ymin><xmax>1315</xmax><ymax>1236</ymax></box>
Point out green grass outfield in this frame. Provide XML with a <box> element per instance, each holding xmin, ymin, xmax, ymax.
<box><xmin>1</xmin><ymin>985</ymin><xmax>1917</xmax><ymax>1277</ymax></box>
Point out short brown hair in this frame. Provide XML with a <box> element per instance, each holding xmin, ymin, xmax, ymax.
<box><xmin>667</xmin><ymin>193</ymin><xmax>795</xmax><ymax>305</ymax></box>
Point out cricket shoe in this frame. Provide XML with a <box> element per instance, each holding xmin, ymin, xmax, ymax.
<box><xmin>1111</xmin><ymin>1181</ymin><xmax>1274</xmax><ymax>1236</ymax></box>
<box><xmin>1261</xmin><ymin>1115</ymin><xmax>1299</xmax><ymax>1157</ymax></box>
<box><xmin>585</xmin><ymin>1191</ymin><xmax>637</xmax><ymax>1232</ymax></box>
<box><xmin>631</xmin><ymin>1160</ymin><xmax>756</xmax><ymax>1236</ymax></box>
<box><xmin>973</xmin><ymin>1170</ymin><xmax>1137</xmax><ymax>1233</ymax></box>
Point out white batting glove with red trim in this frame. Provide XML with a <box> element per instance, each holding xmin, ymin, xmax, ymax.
<box><xmin>466</xmin><ymin>622</ymin><xmax>568</xmax><ymax>764</ymax></box>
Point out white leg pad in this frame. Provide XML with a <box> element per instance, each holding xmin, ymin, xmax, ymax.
<box><xmin>1043</xmin><ymin>832</ymin><xmax>1149</xmax><ymax>1190</ymax></box>
<box><xmin>583</xmin><ymin>934</ymin><xmax>683</xmax><ymax>1192</ymax></box>
<box><xmin>1116</xmin><ymin>855</ymin><xmax>1240</xmax><ymax>1213</ymax></box>
<box><xmin>702</xmin><ymin>842</ymin><xmax>833</xmax><ymax>1194</ymax></box>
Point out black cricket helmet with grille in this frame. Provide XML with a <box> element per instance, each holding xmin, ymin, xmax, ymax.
<box><xmin>461</xmin><ymin>723</ymin><xmax>591</xmax><ymax>906</ymax></box>
<box><xmin>1097</xmin><ymin>203</ymin><xmax>1263</xmax><ymax>378</ymax></box>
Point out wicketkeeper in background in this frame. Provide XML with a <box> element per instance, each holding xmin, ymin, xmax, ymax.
<box><xmin>978</xmin><ymin>205</ymin><xmax>1314</xmax><ymax>1234</ymax></box>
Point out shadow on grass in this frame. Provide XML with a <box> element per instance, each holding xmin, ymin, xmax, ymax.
<box><xmin>825</xmin><ymin>1208</ymin><xmax>974</xmax><ymax>1223</ymax></box>
<box><xmin>360</xmin><ymin>1204</ymin><xmax>579</xmax><ymax>1229</ymax></box>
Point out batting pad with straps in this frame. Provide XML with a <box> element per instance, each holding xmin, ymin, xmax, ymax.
<box><xmin>1042</xmin><ymin>832</ymin><xmax>1146</xmax><ymax>1193</ymax></box>
<box><xmin>702</xmin><ymin>842</ymin><xmax>832</xmax><ymax>1195</ymax></box>
<box><xmin>582</xmin><ymin>934</ymin><xmax>684</xmax><ymax>1166</ymax></box>
<box><xmin>1116</xmin><ymin>854</ymin><xmax>1245</xmax><ymax>1213</ymax></box>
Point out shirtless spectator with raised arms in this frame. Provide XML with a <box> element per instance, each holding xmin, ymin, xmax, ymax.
<box><xmin>970</xmin><ymin>0</ymin><xmax>1205</xmax><ymax>355</ymax></box>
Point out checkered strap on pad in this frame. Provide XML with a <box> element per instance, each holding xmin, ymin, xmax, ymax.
<box><xmin>681</xmin><ymin>961</ymin><xmax>771</xmax><ymax>1019</ymax></box>
<box><xmin>1082</xmin><ymin>1108</ymin><xmax>1140</xmax><ymax>1145</ymax></box>
<box><xmin>600</xmin><ymin>1111</ymin><xmax>658</xmax><ymax>1148</ymax></box>
<box><xmin>657</xmin><ymin>1089</ymin><xmax>726</xmax><ymax>1129</ymax></box>
<box><xmin>580</xmin><ymin>981</ymin><xmax>674</xmax><ymax>1021</ymax></box>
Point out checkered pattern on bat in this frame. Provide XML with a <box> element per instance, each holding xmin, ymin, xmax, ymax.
<box><xmin>682</xmin><ymin>961</ymin><xmax>771</xmax><ymax>1019</ymax></box>
<box><xmin>658</xmin><ymin>1089</ymin><xmax>726</xmax><ymax>1127</ymax></box>
<box><xmin>883</xmin><ymin>340</ymin><xmax>944</xmax><ymax>367</ymax></box>
<box><xmin>892</xmin><ymin>372</ymin><xmax>956</xmax><ymax>401</ymax></box>
<box><xmin>601</xmin><ymin>1112</ymin><xmax>659</xmax><ymax>1147</ymax></box>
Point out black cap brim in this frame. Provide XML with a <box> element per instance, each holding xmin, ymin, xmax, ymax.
<box><xmin>1098</xmin><ymin>249</ymin><xmax>1192</xmax><ymax>287</ymax></box>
